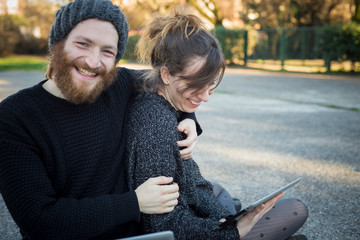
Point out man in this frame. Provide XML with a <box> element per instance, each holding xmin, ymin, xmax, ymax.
<box><xmin>0</xmin><ymin>0</ymin><xmax>199</xmax><ymax>239</ymax></box>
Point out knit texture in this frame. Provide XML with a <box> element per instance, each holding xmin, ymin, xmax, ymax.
<box><xmin>49</xmin><ymin>0</ymin><xmax>129</xmax><ymax>62</ymax></box>
<box><xmin>126</xmin><ymin>92</ymin><xmax>240</xmax><ymax>239</ymax></box>
<box><xmin>0</xmin><ymin>68</ymin><xmax>139</xmax><ymax>240</ymax></box>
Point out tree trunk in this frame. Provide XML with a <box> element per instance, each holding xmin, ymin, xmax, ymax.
<box><xmin>354</xmin><ymin>0</ymin><xmax>360</xmax><ymax>23</ymax></box>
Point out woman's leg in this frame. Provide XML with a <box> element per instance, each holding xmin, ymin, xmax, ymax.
<box><xmin>210</xmin><ymin>180</ymin><xmax>238</xmax><ymax>215</ymax></box>
<box><xmin>241</xmin><ymin>198</ymin><xmax>308</xmax><ymax>240</ymax></box>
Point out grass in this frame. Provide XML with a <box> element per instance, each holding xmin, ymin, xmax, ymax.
<box><xmin>230</xmin><ymin>59</ymin><xmax>360</xmax><ymax>76</ymax></box>
<box><xmin>0</xmin><ymin>55</ymin><xmax>132</xmax><ymax>72</ymax></box>
<box><xmin>0</xmin><ymin>55</ymin><xmax>49</xmax><ymax>71</ymax></box>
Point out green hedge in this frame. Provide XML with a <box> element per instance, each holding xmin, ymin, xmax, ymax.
<box><xmin>0</xmin><ymin>14</ymin><xmax>48</xmax><ymax>56</ymax></box>
<box><xmin>323</xmin><ymin>23</ymin><xmax>360</xmax><ymax>71</ymax></box>
<box><xmin>0</xmin><ymin>15</ymin><xmax>28</xmax><ymax>56</ymax></box>
<box><xmin>211</xmin><ymin>26</ymin><xmax>247</xmax><ymax>65</ymax></box>
<box><xmin>123</xmin><ymin>34</ymin><xmax>141</xmax><ymax>62</ymax></box>
<box><xmin>118</xmin><ymin>25</ymin><xmax>360</xmax><ymax>72</ymax></box>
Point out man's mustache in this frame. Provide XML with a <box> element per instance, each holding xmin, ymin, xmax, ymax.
<box><xmin>72</xmin><ymin>61</ymin><xmax>107</xmax><ymax>76</ymax></box>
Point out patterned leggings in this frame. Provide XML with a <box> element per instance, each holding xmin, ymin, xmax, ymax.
<box><xmin>211</xmin><ymin>181</ymin><xmax>308</xmax><ymax>240</ymax></box>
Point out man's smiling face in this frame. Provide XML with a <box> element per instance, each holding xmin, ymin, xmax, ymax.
<box><xmin>50</xmin><ymin>18</ymin><xmax>119</xmax><ymax>104</ymax></box>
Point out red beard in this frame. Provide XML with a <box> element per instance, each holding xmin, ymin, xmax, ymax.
<box><xmin>48</xmin><ymin>42</ymin><xmax>118</xmax><ymax>104</ymax></box>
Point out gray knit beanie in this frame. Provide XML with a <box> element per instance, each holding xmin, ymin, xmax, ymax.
<box><xmin>49</xmin><ymin>0</ymin><xmax>129</xmax><ymax>62</ymax></box>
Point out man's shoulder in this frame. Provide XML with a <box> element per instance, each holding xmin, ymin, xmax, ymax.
<box><xmin>1</xmin><ymin>82</ymin><xmax>42</xmax><ymax>109</ymax></box>
<box><xmin>115</xmin><ymin>66</ymin><xmax>149</xmax><ymax>86</ymax></box>
<box><xmin>0</xmin><ymin>82</ymin><xmax>44</xmax><ymax>129</ymax></box>
<box><xmin>116</xmin><ymin>66</ymin><xmax>144</xmax><ymax>78</ymax></box>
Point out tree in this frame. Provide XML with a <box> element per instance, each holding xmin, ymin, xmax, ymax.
<box><xmin>128</xmin><ymin>0</ymin><xmax>226</xmax><ymax>29</ymax></box>
<box><xmin>355</xmin><ymin>0</ymin><xmax>360</xmax><ymax>22</ymax></box>
<box><xmin>292</xmin><ymin>0</ymin><xmax>346</xmax><ymax>26</ymax></box>
<box><xmin>22</xmin><ymin>0</ymin><xmax>57</xmax><ymax>39</ymax></box>
<box><xmin>242</xmin><ymin>0</ymin><xmax>353</xmax><ymax>29</ymax></box>
<box><xmin>186</xmin><ymin>0</ymin><xmax>223</xmax><ymax>26</ymax></box>
<box><xmin>243</xmin><ymin>0</ymin><xmax>284</xmax><ymax>28</ymax></box>
<box><xmin>0</xmin><ymin>0</ymin><xmax>8</xmax><ymax>15</ymax></box>
<box><xmin>127</xmin><ymin>0</ymin><xmax>183</xmax><ymax>29</ymax></box>
<box><xmin>0</xmin><ymin>14</ymin><xmax>29</xmax><ymax>56</ymax></box>
<box><xmin>135</xmin><ymin>0</ymin><xmax>180</xmax><ymax>15</ymax></box>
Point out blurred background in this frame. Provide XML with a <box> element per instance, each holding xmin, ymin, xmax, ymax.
<box><xmin>1</xmin><ymin>1</ymin><xmax>360</xmax><ymax>239</ymax></box>
<box><xmin>0</xmin><ymin>0</ymin><xmax>359</xmax><ymax>73</ymax></box>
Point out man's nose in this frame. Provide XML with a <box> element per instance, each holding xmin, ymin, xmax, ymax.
<box><xmin>85</xmin><ymin>50</ymin><xmax>101</xmax><ymax>69</ymax></box>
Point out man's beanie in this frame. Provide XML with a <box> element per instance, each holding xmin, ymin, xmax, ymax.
<box><xmin>49</xmin><ymin>0</ymin><xmax>129</xmax><ymax>62</ymax></box>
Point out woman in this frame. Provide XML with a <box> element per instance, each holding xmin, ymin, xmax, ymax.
<box><xmin>126</xmin><ymin>10</ymin><xmax>308</xmax><ymax>239</ymax></box>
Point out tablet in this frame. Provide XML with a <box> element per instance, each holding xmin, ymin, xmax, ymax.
<box><xmin>213</xmin><ymin>178</ymin><xmax>301</xmax><ymax>230</ymax></box>
<box><xmin>117</xmin><ymin>231</ymin><xmax>174</xmax><ymax>240</ymax></box>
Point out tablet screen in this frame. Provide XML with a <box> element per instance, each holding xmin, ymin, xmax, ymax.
<box><xmin>214</xmin><ymin>178</ymin><xmax>301</xmax><ymax>230</ymax></box>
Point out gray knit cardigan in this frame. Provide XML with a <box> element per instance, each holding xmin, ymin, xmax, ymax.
<box><xmin>125</xmin><ymin>92</ymin><xmax>240</xmax><ymax>239</ymax></box>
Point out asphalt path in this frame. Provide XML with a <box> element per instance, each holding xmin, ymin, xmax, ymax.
<box><xmin>0</xmin><ymin>67</ymin><xmax>359</xmax><ymax>239</ymax></box>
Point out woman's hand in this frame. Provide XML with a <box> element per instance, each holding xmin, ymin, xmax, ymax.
<box><xmin>177</xmin><ymin>119</ymin><xmax>198</xmax><ymax>160</ymax></box>
<box><xmin>236</xmin><ymin>192</ymin><xmax>284</xmax><ymax>238</ymax></box>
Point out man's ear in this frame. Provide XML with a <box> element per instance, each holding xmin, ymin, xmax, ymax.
<box><xmin>160</xmin><ymin>66</ymin><xmax>170</xmax><ymax>85</ymax></box>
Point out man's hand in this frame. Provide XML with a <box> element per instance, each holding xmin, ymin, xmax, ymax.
<box><xmin>177</xmin><ymin>119</ymin><xmax>198</xmax><ymax>160</ymax></box>
<box><xmin>236</xmin><ymin>192</ymin><xmax>284</xmax><ymax>238</ymax></box>
<box><xmin>135</xmin><ymin>176</ymin><xmax>179</xmax><ymax>214</ymax></box>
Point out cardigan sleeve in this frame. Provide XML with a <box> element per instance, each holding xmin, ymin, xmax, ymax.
<box><xmin>126</xmin><ymin>97</ymin><xmax>239</xmax><ymax>240</ymax></box>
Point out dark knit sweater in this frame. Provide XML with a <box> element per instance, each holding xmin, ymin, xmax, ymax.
<box><xmin>126</xmin><ymin>92</ymin><xmax>240</xmax><ymax>239</ymax></box>
<box><xmin>0</xmin><ymin>68</ymin><xmax>141</xmax><ymax>240</ymax></box>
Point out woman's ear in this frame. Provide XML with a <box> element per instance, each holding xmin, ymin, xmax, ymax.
<box><xmin>160</xmin><ymin>66</ymin><xmax>170</xmax><ymax>85</ymax></box>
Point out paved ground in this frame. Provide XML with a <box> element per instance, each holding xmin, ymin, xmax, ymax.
<box><xmin>1</xmin><ymin>67</ymin><xmax>359</xmax><ymax>239</ymax></box>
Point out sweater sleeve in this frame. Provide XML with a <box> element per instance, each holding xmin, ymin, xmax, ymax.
<box><xmin>0</xmin><ymin>96</ymin><xmax>140</xmax><ymax>240</ymax></box>
<box><xmin>126</xmin><ymin>97</ymin><xmax>239</xmax><ymax>240</ymax></box>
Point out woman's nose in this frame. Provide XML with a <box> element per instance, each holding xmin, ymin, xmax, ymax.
<box><xmin>197</xmin><ymin>89</ymin><xmax>210</xmax><ymax>102</ymax></box>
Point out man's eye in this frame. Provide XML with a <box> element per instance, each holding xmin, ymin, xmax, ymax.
<box><xmin>104</xmin><ymin>50</ymin><xmax>115</xmax><ymax>56</ymax></box>
<box><xmin>77</xmin><ymin>42</ymin><xmax>88</xmax><ymax>47</ymax></box>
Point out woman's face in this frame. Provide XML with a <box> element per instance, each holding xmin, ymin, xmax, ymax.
<box><xmin>161</xmin><ymin>58</ymin><xmax>217</xmax><ymax>113</ymax></box>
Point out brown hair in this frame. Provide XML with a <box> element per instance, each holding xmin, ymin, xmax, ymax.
<box><xmin>136</xmin><ymin>9</ymin><xmax>225</xmax><ymax>93</ymax></box>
